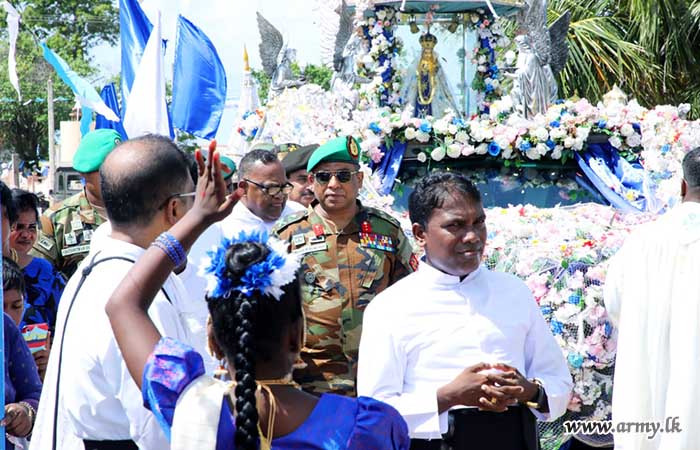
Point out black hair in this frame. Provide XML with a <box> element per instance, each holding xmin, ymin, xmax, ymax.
<box><xmin>238</xmin><ymin>149</ymin><xmax>279</xmax><ymax>179</ymax></box>
<box><xmin>183</xmin><ymin>151</ymin><xmax>199</xmax><ymax>185</ymax></box>
<box><xmin>0</xmin><ymin>181</ymin><xmax>17</xmax><ymax>224</ymax></box>
<box><xmin>206</xmin><ymin>242</ymin><xmax>302</xmax><ymax>450</ymax></box>
<box><xmin>3</xmin><ymin>257</ymin><xmax>25</xmax><ymax>294</ymax></box>
<box><xmin>11</xmin><ymin>189</ymin><xmax>40</xmax><ymax>222</ymax></box>
<box><xmin>100</xmin><ymin>135</ymin><xmax>192</xmax><ymax>226</ymax></box>
<box><xmin>682</xmin><ymin>147</ymin><xmax>700</xmax><ymax>188</ymax></box>
<box><xmin>408</xmin><ymin>171</ymin><xmax>482</xmax><ymax>227</ymax></box>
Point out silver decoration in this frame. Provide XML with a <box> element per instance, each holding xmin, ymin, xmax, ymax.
<box><xmin>508</xmin><ymin>0</ymin><xmax>570</xmax><ymax>118</ymax></box>
<box><xmin>256</xmin><ymin>12</ymin><xmax>305</xmax><ymax>100</ymax></box>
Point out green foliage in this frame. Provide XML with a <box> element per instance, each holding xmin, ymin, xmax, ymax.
<box><xmin>0</xmin><ymin>0</ymin><xmax>117</xmax><ymax>168</ymax></box>
<box><xmin>251</xmin><ymin>63</ymin><xmax>333</xmax><ymax>105</ymax></box>
<box><xmin>21</xmin><ymin>0</ymin><xmax>118</xmax><ymax>63</ymax></box>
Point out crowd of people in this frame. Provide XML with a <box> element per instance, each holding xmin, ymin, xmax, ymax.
<box><xmin>1</xmin><ymin>129</ymin><xmax>699</xmax><ymax>450</ymax></box>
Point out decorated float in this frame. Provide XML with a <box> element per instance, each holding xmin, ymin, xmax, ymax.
<box><xmin>232</xmin><ymin>1</ymin><xmax>700</xmax><ymax>448</ymax></box>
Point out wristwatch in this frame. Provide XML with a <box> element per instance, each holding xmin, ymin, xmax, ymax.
<box><xmin>524</xmin><ymin>379</ymin><xmax>546</xmax><ymax>410</ymax></box>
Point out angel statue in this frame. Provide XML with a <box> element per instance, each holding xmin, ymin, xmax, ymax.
<box><xmin>509</xmin><ymin>0</ymin><xmax>570</xmax><ymax>118</ymax></box>
<box><xmin>257</xmin><ymin>12</ymin><xmax>305</xmax><ymax>100</ymax></box>
<box><xmin>401</xmin><ymin>31</ymin><xmax>462</xmax><ymax>118</ymax></box>
<box><xmin>320</xmin><ymin>0</ymin><xmax>371</xmax><ymax>110</ymax></box>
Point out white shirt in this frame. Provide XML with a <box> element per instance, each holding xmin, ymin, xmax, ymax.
<box><xmin>30</xmin><ymin>235</ymin><xmax>192</xmax><ymax>450</ymax></box>
<box><xmin>605</xmin><ymin>201</ymin><xmax>700</xmax><ymax>450</ymax></box>
<box><xmin>357</xmin><ymin>262</ymin><xmax>572</xmax><ymax>439</ymax></box>
<box><xmin>219</xmin><ymin>200</ymin><xmax>305</xmax><ymax>238</ymax></box>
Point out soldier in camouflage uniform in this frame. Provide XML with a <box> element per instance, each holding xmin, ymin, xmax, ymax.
<box><xmin>31</xmin><ymin>129</ymin><xmax>122</xmax><ymax>279</ymax></box>
<box><xmin>274</xmin><ymin>136</ymin><xmax>418</xmax><ymax>396</ymax></box>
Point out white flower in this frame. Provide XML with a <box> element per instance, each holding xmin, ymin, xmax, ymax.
<box><xmin>576</xmin><ymin>126</ymin><xmax>591</xmax><ymax>140</ymax></box>
<box><xmin>573</xmin><ymin>138</ymin><xmax>585</xmax><ymax>151</ymax></box>
<box><xmin>536</xmin><ymin>143</ymin><xmax>549</xmax><ymax>156</ymax></box>
<box><xmin>455</xmin><ymin>130</ymin><xmax>469</xmax><ymax>143</ymax></box>
<box><xmin>477</xmin><ymin>65</ymin><xmax>488</xmax><ymax>73</ymax></box>
<box><xmin>626</xmin><ymin>134</ymin><xmax>642</xmax><ymax>147</ymax></box>
<box><xmin>431</xmin><ymin>147</ymin><xmax>446</xmax><ymax>161</ymax></box>
<box><xmin>405</xmin><ymin>127</ymin><xmax>416</xmax><ymax>140</ymax></box>
<box><xmin>417</xmin><ymin>152</ymin><xmax>427</xmax><ymax>163</ymax></box>
<box><xmin>619</xmin><ymin>123</ymin><xmax>634</xmax><ymax>137</ymax></box>
<box><xmin>551</xmin><ymin>145</ymin><xmax>563</xmax><ymax>159</ymax></box>
<box><xmin>491</xmin><ymin>79</ymin><xmax>500</xmax><ymax>89</ymax></box>
<box><xmin>495</xmin><ymin>136</ymin><xmax>511</xmax><ymax>150</ymax></box>
<box><xmin>564</xmin><ymin>136</ymin><xmax>575</xmax><ymax>148</ymax></box>
<box><xmin>534</xmin><ymin>127</ymin><xmax>549</xmax><ymax>141</ymax></box>
<box><xmin>447</xmin><ymin>143</ymin><xmax>462</xmax><ymax>158</ymax></box>
<box><xmin>609</xmin><ymin>136</ymin><xmax>623</xmax><ymax>149</ymax></box>
<box><xmin>525</xmin><ymin>147</ymin><xmax>541</xmax><ymax>160</ymax></box>
<box><xmin>416</xmin><ymin>131</ymin><xmax>431</xmax><ymax>143</ymax></box>
<box><xmin>433</xmin><ymin>119</ymin><xmax>449</xmax><ymax>134</ymax></box>
<box><xmin>476</xmin><ymin>143</ymin><xmax>489</xmax><ymax>154</ymax></box>
<box><xmin>447</xmin><ymin>124</ymin><xmax>459</xmax><ymax>135</ymax></box>
<box><xmin>462</xmin><ymin>144</ymin><xmax>476</xmax><ymax>156</ymax></box>
<box><xmin>478</xmin><ymin>55</ymin><xmax>487</xmax><ymax>65</ymax></box>
<box><xmin>376</xmin><ymin>9</ymin><xmax>387</xmax><ymax>20</ymax></box>
<box><xmin>471</xmin><ymin>14</ymin><xmax>480</xmax><ymax>23</ymax></box>
<box><xmin>550</xmin><ymin>127</ymin><xmax>567</xmax><ymax>140</ymax></box>
<box><xmin>505</xmin><ymin>50</ymin><xmax>516</xmax><ymax>65</ymax></box>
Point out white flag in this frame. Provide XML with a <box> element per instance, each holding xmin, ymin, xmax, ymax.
<box><xmin>123</xmin><ymin>10</ymin><xmax>169</xmax><ymax>138</ymax></box>
<box><xmin>2</xmin><ymin>1</ymin><xmax>20</xmax><ymax>100</ymax></box>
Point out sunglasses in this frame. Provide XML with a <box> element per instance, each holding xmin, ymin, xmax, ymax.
<box><xmin>243</xmin><ymin>179</ymin><xmax>294</xmax><ymax>197</ymax></box>
<box><xmin>313</xmin><ymin>170</ymin><xmax>359</xmax><ymax>184</ymax></box>
<box><xmin>158</xmin><ymin>192</ymin><xmax>196</xmax><ymax>210</ymax></box>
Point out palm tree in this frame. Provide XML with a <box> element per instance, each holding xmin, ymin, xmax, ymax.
<box><xmin>548</xmin><ymin>0</ymin><xmax>658</xmax><ymax>105</ymax></box>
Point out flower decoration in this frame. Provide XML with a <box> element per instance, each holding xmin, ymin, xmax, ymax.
<box><xmin>203</xmin><ymin>231</ymin><xmax>301</xmax><ymax>301</ymax></box>
<box><xmin>235</xmin><ymin>109</ymin><xmax>264</xmax><ymax>142</ymax></box>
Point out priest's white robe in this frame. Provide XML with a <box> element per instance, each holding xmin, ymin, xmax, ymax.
<box><xmin>605</xmin><ymin>201</ymin><xmax>700</xmax><ymax>450</ymax></box>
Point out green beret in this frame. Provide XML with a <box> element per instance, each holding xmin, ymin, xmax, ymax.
<box><xmin>250</xmin><ymin>142</ymin><xmax>276</xmax><ymax>152</ymax></box>
<box><xmin>220</xmin><ymin>155</ymin><xmax>237</xmax><ymax>180</ymax></box>
<box><xmin>275</xmin><ymin>143</ymin><xmax>302</xmax><ymax>153</ymax></box>
<box><xmin>72</xmin><ymin>129</ymin><xmax>123</xmax><ymax>173</ymax></box>
<box><xmin>307</xmin><ymin>136</ymin><xmax>361</xmax><ymax>172</ymax></box>
<box><xmin>282</xmin><ymin>144</ymin><xmax>318</xmax><ymax>175</ymax></box>
<box><xmin>201</xmin><ymin>149</ymin><xmax>236</xmax><ymax>180</ymax></box>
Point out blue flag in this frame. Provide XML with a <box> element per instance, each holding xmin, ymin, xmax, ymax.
<box><xmin>41</xmin><ymin>43</ymin><xmax>121</xmax><ymax>122</ymax></box>
<box><xmin>120</xmin><ymin>0</ymin><xmax>152</xmax><ymax>108</ymax></box>
<box><xmin>95</xmin><ymin>83</ymin><xmax>127</xmax><ymax>139</ymax></box>
<box><xmin>171</xmin><ymin>15</ymin><xmax>227</xmax><ymax>140</ymax></box>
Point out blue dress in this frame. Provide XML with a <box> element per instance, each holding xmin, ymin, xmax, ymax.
<box><xmin>142</xmin><ymin>337</ymin><xmax>410</xmax><ymax>450</ymax></box>
<box><xmin>20</xmin><ymin>257</ymin><xmax>66</xmax><ymax>333</ymax></box>
<box><xmin>4</xmin><ymin>313</ymin><xmax>43</xmax><ymax>449</ymax></box>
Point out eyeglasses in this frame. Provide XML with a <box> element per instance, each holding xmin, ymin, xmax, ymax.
<box><xmin>312</xmin><ymin>170</ymin><xmax>359</xmax><ymax>184</ymax></box>
<box><xmin>11</xmin><ymin>222</ymin><xmax>38</xmax><ymax>233</ymax></box>
<box><xmin>158</xmin><ymin>192</ymin><xmax>196</xmax><ymax>209</ymax></box>
<box><xmin>243</xmin><ymin>179</ymin><xmax>293</xmax><ymax>196</ymax></box>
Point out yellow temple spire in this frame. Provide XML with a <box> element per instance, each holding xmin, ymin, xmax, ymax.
<box><xmin>243</xmin><ymin>45</ymin><xmax>250</xmax><ymax>72</ymax></box>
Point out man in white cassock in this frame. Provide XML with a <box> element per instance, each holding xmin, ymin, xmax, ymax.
<box><xmin>30</xmin><ymin>136</ymin><xmax>196</xmax><ymax>450</ymax></box>
<box><xmin>357</xmin><ymin>171</ymin><xmax>572</xmax><ymax>450</ymax></box>
<box><xmin>604</xmin><ymin>147</ymin><xmax>700</xmax><ymax>450</ymax></box>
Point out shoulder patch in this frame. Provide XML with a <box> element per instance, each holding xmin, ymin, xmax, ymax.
<box><xmin>38</xmin><ymin>236</ymin><xmax>54</xmax><ymax>251</ymax></box>
<box><xmin>273</xmin><ymin>209</ymin><xmax>310</xmax><ymax>233</ymax></box>
<box><xmin>365</xmin><ymin>206</ymin><xmax>402</xmax><ymax>229</ymax></box>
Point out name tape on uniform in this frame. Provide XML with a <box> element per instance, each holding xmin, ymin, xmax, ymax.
<box><xmin>292</xmin><ymin>242</ymin><xmax>328</xmax><ymax>255</ymax></box>
<box><xmin>61</xmin><ymin>244</ymin><xmax>91</xmax><ymax>257</ymax></box>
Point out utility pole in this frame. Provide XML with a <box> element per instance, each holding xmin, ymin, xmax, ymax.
<box><xmin>11</xmin><ymin>153</ymin><xmax>19</xmax><ymax>187</ymax></box>
<box><xmin>47</xmin><ymin>78</ymin><xmax>55</xmax><ymax>197</ymax></box>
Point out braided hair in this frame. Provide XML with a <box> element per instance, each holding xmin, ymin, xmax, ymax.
<box><xmin>207</xmin><ymin>241</ymin><xmax>303</xmax><ymax>450</ymax></box>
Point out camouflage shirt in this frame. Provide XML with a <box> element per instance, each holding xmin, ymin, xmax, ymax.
<box><xmin>30</xmin><ymin>191</ymin><xmax>106</xmax><ymax>280</ymax></box>
<box><xmin>274</xmin><ymin>201</ymin><xmax>418</xmax><ymax>396</ymax></box>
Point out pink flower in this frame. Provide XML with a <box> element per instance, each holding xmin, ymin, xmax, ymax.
<box><xmin>483</xmin><ymin>19</ymin><xmax>490</xmax><ymax>26</ymax></box>
<box><xmin>369</xmin><ymin>146</ymin><xmax>385</xmax><ymax>163</ymax></box>
<box><xmin>568</xmin><ymin>395</ymin><xmax>582</xmax><ymax>412</ymax></box>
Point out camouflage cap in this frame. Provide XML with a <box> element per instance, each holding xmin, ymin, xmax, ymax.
<box><xmin>307</xmin><ymin>136</ymin><xmax>360</xmax><ymax>172</ymax></box>
<box><xmin>72</xmin><ymin>129</ymin><xmax>123</xmax><ymax>173</ymax></box>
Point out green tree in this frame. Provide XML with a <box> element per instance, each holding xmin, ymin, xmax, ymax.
<box><xmin>20</xmin><ymin>0</ymin><xmax>118</xmax><ymax>63</ymax></box>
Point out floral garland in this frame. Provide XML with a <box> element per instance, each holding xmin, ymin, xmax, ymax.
<box><xmin>468</xmin><ymin>8</ymin><xmax>512</xmax><ymax>116</ymax></box>
<box><xmin>356</xmin><ymin>6</ymin><xmax>404</xmax><ymax>110</ymax></box>
<box><xmin>235</xmin><ymin>109</ymin><xmax>264</xmax><ymax>142</ymax></box>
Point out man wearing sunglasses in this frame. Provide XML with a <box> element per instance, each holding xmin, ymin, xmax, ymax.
<box><xmin>218</xmin><ymin>149</ymin><xmax>305</xmax><ymax>238</ymax></box>
<box><xmin>274</xmin><ymin>136</ymin><xmax>417</xmax><ymax>397</ymax></box>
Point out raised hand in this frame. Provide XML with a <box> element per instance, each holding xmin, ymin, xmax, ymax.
<box><xmin>192</xmin><ymin>140</ymin><xmax>241</xmax><ymax>226</ymax></box>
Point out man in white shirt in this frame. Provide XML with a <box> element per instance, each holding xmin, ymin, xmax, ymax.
<box><xmin>604</xmin><ymin>148</ymin><xmax>700</xmax><ymax>450</ymax></box>
<box><xmin>358</xmin><ymin>171</ymin><xmax>572</xmax><ymax>450</ymax></box>
<box><xmin>31</xmin><ymin>135</ymin><xmax>197</xmax><ymax>450</ymax></box>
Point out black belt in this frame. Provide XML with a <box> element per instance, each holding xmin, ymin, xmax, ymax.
<box><xmin>83</xmin><ymin>440</ymin><xmax>138</xmax><ymax>450</ymax></box>
<box><xmin>410</xmin><ymin>406</ymin><xmax>538</xmax><ymax>450</ymax></box>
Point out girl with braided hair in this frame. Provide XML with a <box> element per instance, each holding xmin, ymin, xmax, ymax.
<box><xmin>106</xmin><ymin>144</ymin><xmax>409</xmax><ymax>450</ymax></box>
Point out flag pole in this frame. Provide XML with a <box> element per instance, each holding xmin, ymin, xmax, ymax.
<box><xmin>0</xmin><ymin>193</ymin><xmax>5</xmax><ymax>450</ymax></box>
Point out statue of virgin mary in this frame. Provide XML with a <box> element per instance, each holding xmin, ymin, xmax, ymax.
<box><xmin>401</xmin><ymin>31</ymin><xmax>462</xmax><ymax>118</ymax></box>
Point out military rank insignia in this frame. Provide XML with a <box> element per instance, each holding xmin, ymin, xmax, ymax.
<box><xmin>347</xmin><ymin>136</ymin><xmax>359</xmax><ymax>159</ymax></box>
<box><xmin>359</xmin><ymin>232</ymin><xmax>394</xmax><ymax>252</ymax></box>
